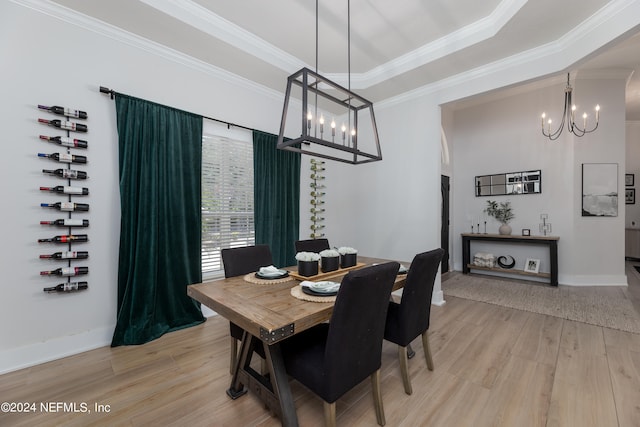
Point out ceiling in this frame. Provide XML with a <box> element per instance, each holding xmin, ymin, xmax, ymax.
<box><xmin>49</xmin><ymin>0</ymin><xmax>640</xmax><ymax>119</ymax></box>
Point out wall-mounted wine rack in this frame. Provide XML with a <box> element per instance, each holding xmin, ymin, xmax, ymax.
<box><xmin>309</xmin><ymin>158</ymin><xmax>325</xmax><ymax>238</ymax></box>
<box><xmin>37</xmin><ymin>104</ymin><xmax>89</xmax><ymax>293</ymax></box>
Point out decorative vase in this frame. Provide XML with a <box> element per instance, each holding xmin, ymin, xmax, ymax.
<box><xmin>298</xmin><ymin>260</ymin><xmax>319</xmax><ymax>277</ymax></box>
<box><xmin>340</xmin><ymin>253</ymin><xmax>357</xmax><ymax>268</ymax></box>
<box><xmin>321</xmin><ymin>256</ymin><xmax>339</xmax><ymax>273</ymax></box>
<box><xmin>498</xmin><ymin>223</ymin><xmax>512</xmax><ymax>235</ymax></box>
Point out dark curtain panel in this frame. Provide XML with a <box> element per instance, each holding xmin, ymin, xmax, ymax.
<box><xmin>111</xmin><ymin>94</ymin><xmax>205</xmax><ymax>347</ymax></box>
<box><xmin>253</xmin><ymin>130</ymin><xmax>300</xmax><ymax>268</ymax></box>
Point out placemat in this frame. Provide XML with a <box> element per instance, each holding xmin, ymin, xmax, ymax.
<box><xmin>290</xmin><ymin>285</ymin><xmax>336</xmax><ymax>303</ymax></box>
<box><xmin>243</xmin><ymin>273</ymin><xmax>294</xmax><ymax>285</ymax></box>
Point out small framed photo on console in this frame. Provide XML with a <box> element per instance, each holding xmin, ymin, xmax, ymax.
<box><xmin>524</xmin><ymin>258</ymin><xmax>540</xmax><ymax>274</ymax></box>
<box><xmin>522</xmin><ymin>229</ymin><xmax>531</xmax><ymax>236</ymax></box>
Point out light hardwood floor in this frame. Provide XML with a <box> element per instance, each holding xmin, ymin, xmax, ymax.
<box><xmin>2</xmin><ymin>269</ymin><xmax>640</xmax><ymax>427</ymax></box>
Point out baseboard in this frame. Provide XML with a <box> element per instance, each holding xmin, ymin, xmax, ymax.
<box><xmin>0</xmin><ymin>325</ymin><xmax>114</xmax><ymax>375</ymax></box>
<box><xmin>559</xmin><ymin>274</ymin><xmax>628</xmax><ymax>286</ymax></box>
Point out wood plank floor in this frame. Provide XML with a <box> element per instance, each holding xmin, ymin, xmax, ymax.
<box><xmin>2</xmin><ymin>266</ymin><xmax>640</xmax><ymax>427</ymax></box>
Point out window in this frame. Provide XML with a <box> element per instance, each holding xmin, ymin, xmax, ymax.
<box><xmin>201</xmin><ymin>120</ymin><xmax>254</xmax><ymax>275</ymax></box>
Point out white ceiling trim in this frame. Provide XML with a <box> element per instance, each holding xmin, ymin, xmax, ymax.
<box><xmin>141</xmin><ymin>0</ymin><xmax>530</xmax><ymax>90</ymax></box>
<box><xmin>326</xmin><ymin>0</ymin><xmax>529</xmax><ymax>89</ymax></box>
<box><xmin>380</xmin><ymin>0</ymin><xmax>640</xmax><ymax>109</ymax></box>
<box><xmin>139</xmin><ymin>0</ymin><xmax>309</xmax><ymax>73</ymax></box>
<box><xmin>12</xmin><ymin>0</ymin><xmax>284</xmax><ymax>101</ymax></box>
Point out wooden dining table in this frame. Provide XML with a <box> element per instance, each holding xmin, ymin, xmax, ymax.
<box><xmin>187</xmin><ymin>256</ymin><xmax>407</xmax><ymax>427</ymax></box>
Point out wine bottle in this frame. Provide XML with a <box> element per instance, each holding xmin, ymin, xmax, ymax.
<box><xmin>40</xmin><ymin>219</ymin><xmax>89</xmax><ymax>227</ymax></box>
<box><xmin>40</xmin><ymin>266</ymin><xmax>89</xmax><ymax>276</ymax></box>
<box><xmin>310</xmin><ymin>191</ymin><xmax>325</xmax><ymax>197</ymax></box>
<box><xmin>39</xmin><ymin>135</ymin><xmax>88</xmax><ymax>148</ymax></box>
<box><xmin>38</xmin><ymin>234</ymin><xmax>88</xmax><ymax>243</ymax></box>
<box><xmin>42</xmin><ymin>168</ymin><xmax>88</xmax><ymax>179</ymax></box>
<box><xmin>310</xmin><ymin>224</ymin><xmax>325</xmax><ymax>230</ymax></box>
<box><xmin>310</xmin><ymin>159</ymin><xmax>325</xmax><ymax>164</ymax></box>
<box><xmin>38</xmin><ymin>105</ymin><xmax>88</xmax><ymax>119</ymax></box>
<box><xmin>41</xmin><ymin>202</ymin><xmax>89</xmax><ymax>212</ymax></box>
<box><xmin>38</xmin><ymin>152</ymin><xmax>87</xmax><ymax>164</ymax></box>
<box><xmin>310</xmin><ymin>207</ymin><xmax>325</xmax><ymax>214</ymax></box>
<box><xmin>310</xmin><ymin>216</ymin><xmax>325</xmax><ymax>222</ymax></box>
<box><xmin>40</xmin><ymin>251</ymin><xmax>89</xmax><ymax>260</ymax></box>
<box><xmin>38</xmin><ymin>118</ymin><xmax>88</xmax><ymax>132</ymax></box>
<box><xmin>310</xmin><ymin>233</ymin><xmax>325</xmax><ymax>239</ymax></box>
<box><xmin>310</xmin><ymin>183</ymin><xmax>325</xmax><ymax>189</ymax></box>
<box><xmin>43</xmin><ymin>282</ymin><xmax>88</xmax><ymax>293</ymax></box>
<box><xmin>310</xmin><ymin>199</ymin><xmax>325</xmax><ymax>205</ymax></box>
<box><xmin>311</xmin><ymin>165</ymin><xmax>325</xmax><ymax>172</ymax></box>
<box><xmin>40</xmin><ymin>186</ymin><xmax>89</xmax><ymax>195</ymax></box>
<box><xmin>310</xmin><ymin>174</ymin><xmax>325</xmax><ymax>180</ymax></box>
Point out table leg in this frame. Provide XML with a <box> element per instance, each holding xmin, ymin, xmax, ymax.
<box><xmin>550</xmin><ymin>241</ymin><xmax>558</xmax><ymax>286</ymax></box>
<box><xmin>227</xmin><ymin>330</ymin><xmax>250</xmax><ymax>399</ymax></box>
<box><xmin>462</xmin><ymin>236</ymin><xmax>470</xmax><ymax>274</ymax></box>
<box><xmin>264</xmin><ymin>343</ymin><xmax>299</xmax><ymax>427</ymax></box>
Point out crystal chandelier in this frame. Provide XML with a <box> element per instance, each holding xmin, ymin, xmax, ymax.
<box><xmin>541</xmin><ymin>73</ymin><xmax>600</xmax><ymax>141</ymax></box>
<box><xmin>276</xmin><ymin>0</ymin><xmax>382</xmax><ymax>164</ymax></box>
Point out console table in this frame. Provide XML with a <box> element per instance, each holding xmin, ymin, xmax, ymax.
<box><xmin>461</xmin><ymin>233</ymin><xmax>559</xmax><ymax>286</ymax></box>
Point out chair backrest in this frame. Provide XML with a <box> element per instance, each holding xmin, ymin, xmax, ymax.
<box><xmin>221</xmin><ymin>245</ymin><xmax>273</xmax><ymax>278</ymax></box>
<box><xmin>323</xmin><ymin>261</ymin><xmax>399</xmax><ymax>402</ymax></box>
<box><xmin>294</xmin><ymin>238</ymin><xmax>330</xmax><ymax>253</ymax></box>
<box><xmin>397</xmin><ymin>248</ymin><xmax>445</xmax><ymax>340</ymax></box>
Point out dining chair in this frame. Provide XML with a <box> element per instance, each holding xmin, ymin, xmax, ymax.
<box><xmin>281</xmin><ymin>261</ymin><xmax>400</xmax><ymax>427</ymax></box>
<box><xmin>383</xmin><ymin>248</ymin><xmax>444</xmax><ymax>395</ymax></box>
<box><xmin>221</xmin><ymin>244</ymin><xmax>272</xmax><ymax>374</ymax></box>
<box><xmin>294</xmin><ymin>238</ymin><xmax>330</xmax><ymax>253</ymax></box>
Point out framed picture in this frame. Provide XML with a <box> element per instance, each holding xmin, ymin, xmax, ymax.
<box><xmin>524</xmin><ymin>258</ymin><xmax>540</xmax><ymax>274</ymax></box>
<box><xmin>626</xmin><ymin>174</ymin><xmax>635</xmax><ymax>187</ymax></box>
<box><xmin>626</xmin><ymin>188</ymin><xmax>635</xmax><ymax>204</ymax></box>
<box><xmin>582</xmin><ymin>163</ymin><xmax>618</xmax><ymax>217</ymax></box>
<box><xmin>522</xmin><ymin>229</ymin><xmax>531</xmax><ymax>236</ymax></box>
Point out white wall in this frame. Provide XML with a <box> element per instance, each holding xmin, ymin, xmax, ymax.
<box><xmin>0</xmin><ymin>1</ymin><xmax>286</xmax><ymax>374</ymax></box>
<box><xmin>451</xmin><ymin>73</ymin><xmax>628</xmax><ymax>286</ymax></box>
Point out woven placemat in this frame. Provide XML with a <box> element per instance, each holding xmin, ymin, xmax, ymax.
<box><xmin>243</xmin><ymin>273</ymin><xmax>294</xmax><ymax>285</ymax></box>
<box><xmin>290</xmin><ymin>285</ymin><xmax>336</xmax><ymax>303</ymax></box>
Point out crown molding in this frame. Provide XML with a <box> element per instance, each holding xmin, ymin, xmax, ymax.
<box><xmin>139</xmin><ymin>0</ymin><xmax>308</xmax><ymax>74</ymax></box>
<box><xmin>326</xmin><ymin>0</ymin><xmax>528</xmax><ymax>89</ymax></box>
<box><xmin>379</xmin><ymin>0</ymin><xmax>640</xmax><ymax>109</ymax></box>
<box><xmin>11</xmin><ymin>0</ymin><xmax>284</xmax><ymax>102</ymax></box>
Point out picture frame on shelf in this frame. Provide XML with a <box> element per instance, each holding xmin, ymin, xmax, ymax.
<box><xmin>522</xmin><ymin>229</ymin><xmax>531</xmax><ymax>236</ymax></box>
<box><xmin>524</xmin><ymin>258</ymin><xmax>540</xmax><ymax>274</ymax></box>
<box><xmin>626</xmin><ymin>188</ymin><xmax>635</xmax><ymax>204</ymax></box>
<box><xmin>626</xmin><ymin>174</ymin><xmax>634</xmax><ymax>187</ymax></box>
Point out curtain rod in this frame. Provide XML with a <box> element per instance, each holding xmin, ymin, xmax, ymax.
<box><xmin>99</xmin><ymin>86</ymin><xmax>255</xmax><ymax>132</ymax></box>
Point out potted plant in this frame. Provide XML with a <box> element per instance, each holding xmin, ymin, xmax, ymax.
<box><xmin>319</xmin><ymin>249</ymin><xmax>340</xmax><ymax>272</ymax></box>
<box><xmin>484</xmin><ymin>200</ymin><xmax>515</xmax><ymax>235</ymax></box>
<box><xmin>337</xmin><ymin>246</ymin><xmax>358</xmax><ymax>268</ymax></box>
<box><xmin>295</xmin><ymin>252</ymin><xmax>320</xmax><ymax>277</ymax></box>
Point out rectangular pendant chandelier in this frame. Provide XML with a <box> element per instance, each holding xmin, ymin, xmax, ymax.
<box><xmin>277</xmin><ymin>67</ymin><xmax>382</xmax><ymax>165</ymax></box>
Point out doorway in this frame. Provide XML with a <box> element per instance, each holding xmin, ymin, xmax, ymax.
<box><xmin>441</xmin><ymin>175</ymin><xmax>450</xmax><ymax>272</ymax></box>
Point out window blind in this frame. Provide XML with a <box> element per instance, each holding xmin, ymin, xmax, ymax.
<box><xmin>201</xmin><ymin>121</ymin><xmax>254</xmax><ymax>274</ymax></box>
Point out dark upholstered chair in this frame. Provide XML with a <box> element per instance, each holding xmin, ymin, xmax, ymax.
<box><xmin>383</xmin><ymin>248</ymin><xmax>444</xmax><ymax>395</ymax></box>
<box><xmin>294</xmin><ymin>238</ymin><xmax>330</xmax><ymax>253</ymax></box>
<box><xmin>221</xmin><ymin>244</ymin><xmax>272</xmax><ymax>374</ymax></box>
<box><xmin>281</xmin><ymin>262</ymin><xmax>400</xmax><ymax>427</ymax></box>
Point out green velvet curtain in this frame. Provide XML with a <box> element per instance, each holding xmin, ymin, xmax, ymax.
<box><xmin>112</xmin><ymin>94</ymin><xmax>205</xmax><ymax>347</ymax></box>
<box><xmin>253</xmin><ymin>130</ymin><xmax>300</xmax><ymax>268</ymax></box>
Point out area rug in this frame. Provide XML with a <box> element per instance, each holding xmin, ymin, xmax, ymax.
<box><xmin>442</xmin><ymin>274</ymin><xmax>640</xmax><ymax>334</ymax></box>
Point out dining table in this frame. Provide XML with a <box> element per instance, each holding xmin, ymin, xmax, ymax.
<box><xmin>187</xmin><ymin>256</ymin><xmax>408</xmax><ymax>427</ymax></box>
